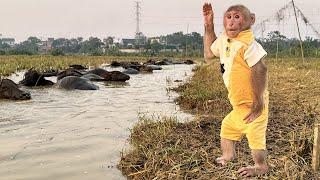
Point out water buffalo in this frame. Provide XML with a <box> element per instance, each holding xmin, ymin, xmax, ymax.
<box><xmin>82</xmin><ymin>73</ymin><xmax>105</xmax><ymax>81</ymax></box>
<box><xmin>122</xmin><ymin>68</ymin><xmax>139</xmax><ymax>74</ymax></box>
<box><xmin>86</xmin><ymin>68</ymin><xmax>130</xmax><ymax>82</ymax></box>
<box><xmin>145</xmin><ymin>65</ymin><xmax>162</xmax><ymax>71</ymax></box>
<box><xmin>111</xmin><ymin>61</ymin><xmax>142</xmax><ymax>70</ymax></box>
<box><xmin>20</xmin><ymin>69</ymin><xmax>54</xmax><ymax>86</ymax></box>
<box><xmin>110</xmin><ymin>61</ymin><xmax>122</xmax><ymax>67</ymax></box>
<box><xmin>143</xmin><ymin>59</ymin><xmax>156</xmax><ymax>65</ymax></box>
<box><xmin>184</xmin><ymin>60</ymin><xmax>194</xmax><ymax>64</ymax></box>
<box><xmin>57</xmin><ymin>69</ymin><xmax>83</xmax><ymax>80</ymax></box>
<box><xmin>69</xmin><ymin>64</ymin><xmax>87</xmax><ymax>70</ymax></box>
<box><xmin>42</xmin><ymin>69</ymin><xmax>59</xmax><ymax>77</ymax></box>
<box><xmin>57</xmin><ymin>76</ymin><xmax>99</xmax><ymax>90</ymax></box>
<box><xmin>100</xmin><ymin>71</ymin><xmax>130</xmax><ymax>82</ymax></box>
<box><xmin>139</xmin><ymin>65</ymin><xmax>153</xmax><ymax>73</ymax></box>
<box><xmin>0</xmin><ymin>79</ymin><xmax>31</xmax><ymax>100</ymax></box>
<box><xmin>86</xmin><ymin>68</ymin><xmax>108</xmax><ymax>76</ymax></box>
<box><xmin>155</xmin><ymin>59</ymin><xmax>173</xmax><ymax>65</ymax></box>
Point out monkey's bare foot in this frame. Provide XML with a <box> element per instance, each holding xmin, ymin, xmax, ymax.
<box><xmin>215</xmin><ymin>156</ymin><xmax>235</xmax><ymax>166</ymax></box>
<box><xmin>237</xmin><ymin>165</ymin><xmax>268</xmax><ymax>177</ymax></box>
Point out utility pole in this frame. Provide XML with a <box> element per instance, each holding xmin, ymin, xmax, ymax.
<box><xmin>291</xmin><ymin>0</ymin><xmax>305</xmax><ymax>63</ymax></box>
<box><xmin>185</xmin><ymin>24</ymin><xmax>189</xmax><ymax>57</ymax></box>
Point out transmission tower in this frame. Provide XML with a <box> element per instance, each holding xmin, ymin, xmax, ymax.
<box><xmin>134</xmin><ymin>1</ymin><xmax>145</xmax><ymax>48</ymax></box>
<box><xmin>135</xmin><ymin>1</ymin><xmax>141</xmax><ymax>35</ymax></box>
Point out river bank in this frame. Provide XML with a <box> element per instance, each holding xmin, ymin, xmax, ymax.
<box><xmin>118</xmin><ymin>58</ymin><xmax>320</xmax><ymax>179</ymax></box>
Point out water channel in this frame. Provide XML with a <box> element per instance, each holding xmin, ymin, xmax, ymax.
<box><xmin>0</xmin><ymin>64</ymin><xmax>194</xmax><ymax>180</ymax></box>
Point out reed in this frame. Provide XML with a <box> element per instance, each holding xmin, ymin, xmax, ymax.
<box><xmin>0</xmin><ymin>55</ymin><xmax>168</xmax><ymax>76</ymax></box>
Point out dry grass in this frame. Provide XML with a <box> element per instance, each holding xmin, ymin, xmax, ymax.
<box><xmin>118</xmin><ymin>58</ymin><xmax>320</xmax><ymax>179</ymax></box>
<box><xmin>0</xmin><ymin>55</ymin><xmax>165</xmax><ymax>76</ymax></box>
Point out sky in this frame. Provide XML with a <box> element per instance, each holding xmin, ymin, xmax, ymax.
<box><xmin>0</xmin><ymin>0</ymin><xmax>319</xmax><ymax>42</ymax></box>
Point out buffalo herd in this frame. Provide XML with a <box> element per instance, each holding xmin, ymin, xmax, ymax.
<box><xmin>0</xmin><ymin>59</ymin><xmax>194</xmax><ymax>100</ymax></box>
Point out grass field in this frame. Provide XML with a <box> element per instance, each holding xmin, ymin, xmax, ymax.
<box><xmin>0</xmin><ymin>55</ymin><xmax>159</xmax><ymax>76</ymax></box>
<box><xmin>118</xmin><ymin>58</ymin><xmax>320</xmax><ymax>179</ymax></box>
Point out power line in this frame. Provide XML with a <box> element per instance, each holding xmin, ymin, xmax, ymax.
<box><xmin>142</xmin><ymin>13</ymin><xmax>320</xmax><ymax>20</ymax></box>
<box><xmin>254</xmin><ymin>1</ymin><xmax>320</xmax><ymax>39</ymax></box>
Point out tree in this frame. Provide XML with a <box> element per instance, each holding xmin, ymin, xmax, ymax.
<box><xmin>80</xmin><ymin>37</ymin><xmax>104</xmax><ymax>55</ymax></box>
<box><xmin>104</xmin><ymin>36</ymin><xmax>114</xmax><ymax>50</ymax></box>
<box><xmin>0</xmin><ymin>42</ymin><xmax>11</xmax><ymax>51</ymax></box>
<box><xmin>150</xmin><ymin>41</ymin><xmax>162</xmax><ymax>53</ymax></box>
<box><xmin>27</xmin><ymin>36</ymin><xmax>41</xmax><ymax>44</ymax></box>
<box><xmin>8</xmin><ymin>36</ymin><xmax>41</xmax><ymax>55</ymax></box>
<box><xmin>51</xmin><ymin>48</ymin><xmax>65</xmax><ymax>56</ymax></box>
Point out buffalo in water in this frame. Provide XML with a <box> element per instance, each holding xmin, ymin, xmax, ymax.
<box><xmin>86</xmin><ymin>68</ymin><xmax>130</xmax><ymax>82</ymax></box>
<box><xmin>57</xmin><ymin>76</ymin><xmax>99</xmax><ymax>90</ymax></box>
<box><xmin>57</xmin><ymin>69</ymin><xmax>83</xmax><ymax>80</ymax></box>
<box><xmin>0</xmin><ymin>78</ymin><xmax>31</xmax><ymax>100</ymax></box>
<box><xmin>19</xmin><ymin>69</ymin><xmax>54</xmax><ymax>87</ymax></box>
<box><xmin>69</xmin><ymin>64</ymin><xmax>87</xmax><ymax>70</ymax></box>
<box><xmin>99</xmin><ymin>71</ymin><xmax>130</xmax><ymax>81</ymax></box>
<box><xmin>144</xmin><ymin>59</ymin><xmax>194</xmax><ymax>65</ymax></box>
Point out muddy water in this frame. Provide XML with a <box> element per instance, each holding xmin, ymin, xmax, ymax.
<box><xmin>0</xmin><ymin>64</ymin><xmax>194</xmax><ymax>180</ymax></box>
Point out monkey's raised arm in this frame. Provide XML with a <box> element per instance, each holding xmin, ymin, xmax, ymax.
<box><xmin>203</xmin><ymin>3</ymin><xmax>217</xmax><ymax>61</ymax></box>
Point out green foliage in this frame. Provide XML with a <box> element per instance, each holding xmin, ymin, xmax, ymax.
<box><xmin>105</xmin><ymin>46</ymin><xmax>121</xmax><ymax>56</ymax></box>
<box><xmin>27</xmin><ymin>36</ymin><xmax>41</xmax><ymax>44</ymax></box>
<box><xmin>0</xmin><ymin>41</ymin><xmax>11</xmax><ymax>51</ymax></box>
<box><xmin>258</xmin><ymin>31</ymin><xmax>320</xmax><ymax>58</ymax></box>
<box><xmin>79</xmin><ymin>37</ymin><xmax>104</xmax><ymax>55</ymax></box>
<box><xmin>51</xmin><ymin>48</ymin><xmax>65</xmax><ymax>56</ymax></box>
<box><xmin>1</xmin><ymin>31</ymin><xmax>319</xmax><ymax>58</ymax></box>
<box><xmin>90</xmin><ymin>49</ymin><xmax>103</xmax><ymax>56</ymax></box>
<box><xmin>150</xmin><ymin>41</ymin><xmax>162</xmax><ymax>53</ymax></box>
<box><xmin>52</xmin><ymin>38</ymin><xmax>82</xmax><ymax>54</ymax></box>
<box><xmin>6</xmin><ymin>36</ymin><xmax>41</xmax><ymax>55</ymax></box>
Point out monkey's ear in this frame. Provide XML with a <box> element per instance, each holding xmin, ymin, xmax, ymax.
<box><xmin>250</xmin><ymin>13</ymin><xmax>256</xmax><ymax>26</ymax></box>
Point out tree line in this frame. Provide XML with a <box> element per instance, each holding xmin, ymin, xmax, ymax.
<box><xmin>0</xmin><ymin>31</ymin><xmax>319</xmax><ymax>58</ymax></box>
<box><xmin>257</xmin><ymin>31</ymin><xmax>320</xmax><ymax>58</ymax></box>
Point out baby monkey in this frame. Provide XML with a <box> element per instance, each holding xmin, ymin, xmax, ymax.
<box><xmin>203</xmin><ymin>3</ymin><xmax>268</xmax><ymax>177</ymax></box>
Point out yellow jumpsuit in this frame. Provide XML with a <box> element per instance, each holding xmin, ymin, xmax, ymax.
<box><xmin>210</xmin><ymin>30</ymin><xmax>268</xmax><ymax>150</ymax></box>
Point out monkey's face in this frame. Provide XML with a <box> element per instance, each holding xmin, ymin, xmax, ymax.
<box><xmin>223</xmin><ymin>10</ymin><xmax>249</xmax><ymax>38</ymax></box>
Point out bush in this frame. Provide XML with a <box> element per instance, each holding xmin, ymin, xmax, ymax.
<box><xmin>51</xmin><ymin>48</ymin><xmax>65</xmax><ymax>56</ymax></box>
<box><xmin>0</xmin><ymin>50</ymin><xmax>5</xmax><ymax>55</ymax></box>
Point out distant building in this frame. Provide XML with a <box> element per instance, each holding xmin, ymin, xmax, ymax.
<box><xmin>1</xmin><ymin>38</ymin><xmax>15</xmax><ymax>46</ymax></box>
<box><xmin>46</xmin><ymin>38</ymin><xmax>54</xmax><ymax>51</ymax></box>
<box><xmin>135</xmin><ymin>32</ymin><xmax>147</xmax><ymax>46</ymax></box>
<box><xmin>38</xmin><ymin>38</ymin><xmax>54</xmax><ymax>53</ymax></box>
<box><xmin>120</xmin><ymin>38</ymin><xmax>135</xmax><ymax>48</ymax></box>
<box><xmin>149</xmin><ymin>37</ymin><xmax>161</xmax><ymax>44</ymax></box>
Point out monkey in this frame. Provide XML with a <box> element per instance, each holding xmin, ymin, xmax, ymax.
<box><xmin>203</xmin><ymin>3</ymin><xmax>269</xmax><ymax>177</ymax></box>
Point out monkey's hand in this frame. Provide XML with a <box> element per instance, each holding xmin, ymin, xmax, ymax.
<box><xmin>244</xmin><ymin>97</ymin><xmax>264</xmax><ymax>124</ymax></box>
<box><xmin>203</xmin><ymin>3</ymin><xmax>214</xmax><ymax>27</ymax></box>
